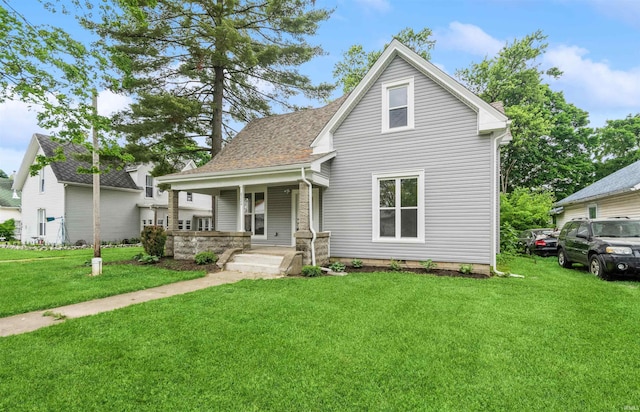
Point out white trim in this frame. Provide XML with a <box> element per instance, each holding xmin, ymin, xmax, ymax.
<box><xmin>371</xmin><ymin>170</ymin><xmax>425</xmax><ymax>243</ymax></box>
<box><xmin>242</xmin><ymin>188</ymin><xmax>267</xmax><ymax>239</ymax></box>
<box><xmin>381</xmin><ymin>77</ymin><xmax>415</xmax><ymax>133</ymax></box>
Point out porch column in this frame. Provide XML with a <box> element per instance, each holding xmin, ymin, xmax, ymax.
<box><xmin>168</xmin><ymin>190</ymin><xmax>179</xmax><ymax>231</ymax></box>
<box><xmin>297</xmin><ymin>181</ymin><xmax>310</xmax><ymax>231</ymax></box>
<box><xmin>238</xmin><ymin>185</ymin><xmax>245</xmax><ymax>232</ymax></box>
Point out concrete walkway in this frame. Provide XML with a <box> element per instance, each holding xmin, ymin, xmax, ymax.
<box><xmin>0</xmin><ymin>271</ymin><xmax>283</xmax><ymax>337</ymax></box>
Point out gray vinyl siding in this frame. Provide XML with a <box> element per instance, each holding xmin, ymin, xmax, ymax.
<box><xmin>318</xmin><ymin>162</ymin><xmax>331</xmax><ymax>182</ymax></box>
<box><xmin>65</xmin><ymin>186</ymin><xmax>140</xmax><ymax>243</ymax></box>
<box><xmin>217</xmin><ymin>190</ymin><xmax>237</xmax><ymax>231</ymax></box>
<box><xmin>324</xmin><ymin>56</ymin><xmax>493</xmax><ymax>264</ymax></box>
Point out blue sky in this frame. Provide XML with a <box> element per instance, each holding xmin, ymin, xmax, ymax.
<box><xmin>2</xmin><ymin>0</ymin><xmax>640</xmax><ymax>176</ymax></box>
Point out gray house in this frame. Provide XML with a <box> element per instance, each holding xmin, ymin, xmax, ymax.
<box><xmin>158</xmin><ymin>40</ymin><xmax>511</xmax><ymax>274</ymax></box>
<box><xmin>552</xmin><ymin>159</ymin><xmax>640</xmax><ymax>228</ymax></box>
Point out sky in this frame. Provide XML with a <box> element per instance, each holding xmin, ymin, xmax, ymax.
<box><xmin>2</xmin><ymin>0</ymin><xmax>640</xmax><ymax>177</ymax></box>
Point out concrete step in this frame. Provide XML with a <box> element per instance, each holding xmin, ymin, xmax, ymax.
<box><xmin>225</xmin><ymin>262</ymin><xmax>282</xmax><ymax>275</ymax></box>
<box><xmin>232</xmin><ymin>253</ymin><xmax>284</xmax><ymax>266</ymax></box>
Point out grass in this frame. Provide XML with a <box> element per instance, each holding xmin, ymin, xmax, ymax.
<box><xmin>0</xmin><ymin>255</ymin><xmax>639</xmax><ymax>410</ymax></box>
<box><xmin>0</xmin><ymin>247</ymin><xmax>206</xmax><ymax>317</ymax></box>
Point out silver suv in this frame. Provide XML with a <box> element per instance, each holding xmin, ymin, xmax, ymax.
<box><xmin>556</xmin><ymin>217</ymin><xmax>640</xmax><ymax>280</ymax></box>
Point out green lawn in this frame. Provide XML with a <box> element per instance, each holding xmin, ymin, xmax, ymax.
<box><xmin>0</xmin><ymin>247</ymin><xmax>206</xmax><ymax>317</ymax></box>
<box><xmin>0</xmin><ymin>255</ymin><xmax>638</xmax><ymax>410</ymax></box>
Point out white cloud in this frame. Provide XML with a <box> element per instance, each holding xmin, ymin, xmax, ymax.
<box><xmin>436</xmin><ymin>22</ymin><xmax>504</xmax><ymax>57</ymax></box>
<box><xmin>354</xmin><ymin>0</ymin><xmax>391</xmax><ymax>13</ymax></box>
<box><xmin>544</xmin><ymin>45</ymin><xmax>640</xmax><ymax>109</ymax></box>
<box><xmin>96</xmin><ymin>90</ymin><xmax>132</xmax><ymax>117</ymax></box>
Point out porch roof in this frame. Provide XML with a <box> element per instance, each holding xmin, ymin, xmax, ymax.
<box><xmin>162</xmin><ymin>94</ymin><xmax>349</xmax><ymax>180</ymax></box>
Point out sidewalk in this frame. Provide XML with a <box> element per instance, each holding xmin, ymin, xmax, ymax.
<box><xmin>0</xmin><ymin>271</ymin><xmax>283</xmax><ymax>337</ymax></box>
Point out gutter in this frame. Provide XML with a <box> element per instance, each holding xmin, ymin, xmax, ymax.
<box><xmin>301</xmin><ymin>167</ymin><xmax>316</xmax><ymax>266</ymax></box>
<box><xmin>491</xmin><ymin>129</ymin><xmax>509</xmax><ymax>272</ymax></box>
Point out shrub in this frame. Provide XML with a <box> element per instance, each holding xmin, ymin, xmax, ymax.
<box><xmin>329</xmin><ymin>261</ymin><xmax>346</xmax><ymax>272</ymax></box>
<box><xmin>141</xmin><ymin>226</ymin><xmax>167</xmax><ymax>257</ymax></box>
<box><xmin>500</xmin><ymin>221</ymin><xmax>520</xmax><ymax>254</ymax></box>
<box><xmin>351</xmin><ymin>258</ymin><xmax>363</xmax><ymax>268</ymax></box>
<box><xmin>389</xmin><ymin>258</ymin><xmax>402</xmax><ymax>271</ymax></box>
<box><xmin>420</xmin><ymin>259</ymin><xmax>437</xmax><ymax>272</ymax></box>
<box><xmin>0</xmin><ymin>219</ymin><xmax>16</xmax><ymax>241</ymax></box>
<box><xmin>137</xmin><ymin>254</ymin><xmax>160</xmax><ymax>264</ymax></box>
<box><xmin>195</xmin><ymin>251</ymin><xmax>218</xmax><ymax>265</ymax></box>
<box><xmin>459</xmin><ymin>264</ymin><xmax>474</xmax><ymax>274</ymax></box>
<box><xmin>301</xmin><ymin>265</ymin><xmax>322</xmax><ymax>277</ymax></box>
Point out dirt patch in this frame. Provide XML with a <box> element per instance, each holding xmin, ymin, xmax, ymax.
<box><xmin>337</xmin><ymin>266</ymin><xmax>489</xmax><ymax>279</ymax></box>
<box><xmin>109</xmin><ymin>257</ymin><xmax>220</xmax><ymax>273</ymax></box>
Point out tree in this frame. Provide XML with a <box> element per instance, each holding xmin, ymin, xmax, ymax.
<box><xmin>594</xmin><ymin>114</ymin><xmax>640</xmax><ymax>180</ymax></box>
<box><xmin>333</xmin><ymin>27</ymin><xmax>435</xmax><ymax>94</ymax></box>
<box><xmin>0</xmin><ymin>1</ymin><xmax>128</xmax><ymax>172</ymax></box>
<box><xmin>456</xmin><ymin>30</ymin><xmax>597</xmax><ymax>197</ymax></box>
<box><xmin>85</xmin><ymin>0</ymin><xmax>335</xmax><ymax>175</ymax></box>
<box><xmin>0</xmin><ymin>170</ymin><xmax>7</xmax><ymax>178</ymax></box>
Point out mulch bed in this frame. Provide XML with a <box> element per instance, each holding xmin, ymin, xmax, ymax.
<box><xmin>109</xmin><ymin>257</ymin><xmax>220</xmax><ymax>273</ymax></box>
<box><xmin>345</xmin><ymin>266</ymin><xmax>489</xmax><ymax>279</ymax></box>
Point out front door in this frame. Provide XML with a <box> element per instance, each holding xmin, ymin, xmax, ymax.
<box><xmin>291</xmin><ymin>188</ymin><xmax>320</xmax><ymax>246</ymax></box>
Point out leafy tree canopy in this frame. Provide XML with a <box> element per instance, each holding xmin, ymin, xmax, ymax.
<box><xmin>0</xmin><ymin>170</ymin><xmax>8</xmax><ymax>178</ymax></box>
<box><xmin>85</xmin><ymin>0</ymin><xmax>335</xmax><ymax>176</ymax></box>
<box><xmin>333</xmin><ymin>27</ymin><xmax>435</xmax><ymax>94</ymax></box>
<box><xmin>593</xmin><ymin>114</ymin><xmax>640</xmax><ymax>180</ymax></box>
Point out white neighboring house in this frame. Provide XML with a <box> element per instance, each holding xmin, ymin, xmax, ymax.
<box><xmin>0</xmin><ymin>177</ymin><xmax>21</xmax><ymax>239</ymax></box>
<box><xmin>12</xmin><ymin>134</ymin><xmax>213</xmax><ymax>245</ymax></box>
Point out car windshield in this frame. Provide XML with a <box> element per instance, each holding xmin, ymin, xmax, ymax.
<box><xmin>592</xmin><ymin>221</ymin><xmax>640</xmax><ymax>237</ymax></box>
<box><xmin>533</xmin><ymin>229</ymin><xmax>554</xmax><ymax>236</ymax></box>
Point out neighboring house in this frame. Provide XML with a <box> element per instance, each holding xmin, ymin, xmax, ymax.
<box><xmin>0</xmin><ymin>177</ymin><xmax>21</xmax><ymax>239</ymax></box>
<box><xmin>12</xmin><ymin>134</ymin><xmax>212</xmax><ymax>245</ymax></box>
<box><xmin>552</xmin><ymin>159</ymin><xmax>640</xmax><ymax>228</ymax></box>
<box><xmin>158</xmin><ymin>40</ymin><xmax>511</xmax><ymax>273</ymax></box>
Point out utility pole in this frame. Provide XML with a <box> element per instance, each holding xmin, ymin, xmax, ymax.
<box><xmin>91</xmin><ymin>91</ymin><xmax>102</xmax><ymax>275</ymax></box>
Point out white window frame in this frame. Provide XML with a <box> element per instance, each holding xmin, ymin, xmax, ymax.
<box><xmin>372</xmin><ymin>170</ymin><xmax>425</xmax><ymax>243</ymax></box>
<box><xmin>145</xmin><ymin>175</ymin><xmax>154</xmax><ymax>198</ymax></box>
<box><xmin>37</xmin><ymin>208</ymin><xmax>46</xmax><ymax>237</ymax></box>
<box><xmin>381</xmin><ymin>77</ymin><xmax>415</xmax><ymax>133</ymax></box>
<box><xmin>243</xmin><ymin>190</ymin><xmax>267</xmax><ymax>239</ymax></box>
<box><xmin>38</xmin><ymin>169</ymin><xmax>45</xmax><ymax>193</ymax></box>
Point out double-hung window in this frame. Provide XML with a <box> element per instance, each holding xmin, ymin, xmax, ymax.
<box><xmin>39</xmin><ymin>169</ymin><xmax>45</xmax><ymax>193</ymax></box>
<box><xmin>145</xmin><ymin>175</ymin><xmax>153</xmax><ymax>198</ymax></box>
<box><xmin>372</xmin><ymin>171</ymin><xmax>424</xmax><ymax>242</ymax></box>
<box><xmin>244</xmin><ymin>192</ymin><xmax>266</xmax><ymax>237</ymax></box>
<box><xmin>382</xmin><ymin>78</ymin><xmax>414</xmax><ymax>133</ymax></box>
<box><xmin>37</xmin><ymin>209</ymin><xmax>46</xmax><ymax>236</ymax></box>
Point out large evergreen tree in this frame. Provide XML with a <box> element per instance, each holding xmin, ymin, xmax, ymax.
<box><xmin>86</xmin><ymin>0</ymin><xmax>334</xmax><ymax>175</ymax></box>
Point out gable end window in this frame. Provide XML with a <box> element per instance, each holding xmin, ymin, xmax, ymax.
<box><xmin>588</xmin><ymin>204</ymin><xmax>597</xmax><ymax>219</ymax></box>
<box><xmin>382</xmin><ymin>78</ymin><xmax>414</xmax><ymax>133</ymax></box>
<box><xmin>145</xmin><ymin>175</ymin><xmax>154</xmax><ymax>198</ymax></box>
<box><xmin>372</xmin><ymin>171</ymin><xmax>424</xmax><ymax>243</ymax></box>
<box><xmin>39</xmin><ymin>169</ymin><xmax>45</xmax><ymax>193</ymax></box>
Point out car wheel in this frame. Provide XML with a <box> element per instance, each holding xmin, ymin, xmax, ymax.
<box><xmin>558</xmin><ymin>249</ymin><xmax>571</xmax><ymax>268</ymax></box>
<box><xmin>589</xmin><ymin>255</ymin><xmax>610</xmax><ymax>280</ymax></box>
<box><xmin>525</xmin><ymin>246</ymin><xmax>532</xmax><ymax>255</ymax></box>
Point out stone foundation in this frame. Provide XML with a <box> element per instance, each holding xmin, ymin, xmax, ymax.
<box><xmin>166</xmin><ymin>231</ymin><xmax>251</xmax><ymax>260</ymax></box>
<box><xmin>331</xmin><ymin>257</ymin><xmax>491</xmax><ymax>276</ymax></box>
<box><xmin>295</xmin><ymin>231</ymin><xmax>330</xmax><ymax>266</ymax></box>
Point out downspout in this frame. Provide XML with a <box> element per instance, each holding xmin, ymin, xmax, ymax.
<box><xmin>492</xmin><ymin>128</ymin><xmax>520</xmax><ymax>277</ymax></box>
<box><xmin>301</xmin><ymin>167</ymin><xmax>316</xmax><ymax>266</ymax></box>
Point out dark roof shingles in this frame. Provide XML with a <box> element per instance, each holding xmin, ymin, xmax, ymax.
<box><xmin>36</xmin><ymin>134</ymin><xmax>139</xmax><ymax>190</ymax></box>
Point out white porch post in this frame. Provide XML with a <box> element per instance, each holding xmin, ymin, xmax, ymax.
<box><xmin>238</xmin><ymin>185</ymin><xmax>245</xmax><ymax>232</ymax></box>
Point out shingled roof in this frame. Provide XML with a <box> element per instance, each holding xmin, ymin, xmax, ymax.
<box><xmin>35</xmin><ymin>134</ymin><xmax>140</xmax><ymax>190</ymax></box>
<box><xmin>556</xmin><ymin>159</ymin><xmax>640</xmax><ymax>206</ymax></box>
<box><xmin>174</xmin><ymin>95</ymin><xmax>349</xmax><ymax>177</ymax></box>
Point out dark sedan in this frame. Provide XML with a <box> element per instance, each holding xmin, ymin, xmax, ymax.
<box><xmin>518</xmin><ymin>228</ymin><xmax>558</xmax><ymax>256</ymax></box>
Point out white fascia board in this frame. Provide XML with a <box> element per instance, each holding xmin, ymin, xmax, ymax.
<box><xmin>311</xmin><ymin>40</ymin><xmax>509</xmax><ymax>155</ymax></box>
<box><xmin>310</xmin><ymin>152</ymin><xmax>336</xmax><ymax>172</ymax></box>
<box><xmin>59</xmin><ymin>181</ymin><xmax>143</xmax><ymax>193</ymax></box>
<box><xmin>12</xmin><ymin>134</ymin><xmax>42</xmax><ymax>191</ymax></box>
<box><xmin>157</xmin><ymin>162</ymin><xmax>309</xmax><ymax>184</ymax></box>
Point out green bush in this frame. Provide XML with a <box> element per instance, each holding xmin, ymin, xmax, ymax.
<box><xmin>141</xmin><ymin>226</ymin><xmax>167</xmax><ymax>257</ymax></box>
<box><xmin>500</xmin><ymin>188</ymin><xmax>554</xmax><ymax>231</ymax></box>
<box><xmin>0</xmin><ymin>219</ymin><xmax>16</xmax><ymax>241</ymax></box>
<box><xmin>389</xmin><ymin>259</ymin><xmax>402</xmax><ymax>271</ymax></box>
<box><xmin>137</xmin><ymin>254</ymin><xmax>160</xmax><ymax>264</ymax></box>
<box><xmin>500</xmin><ymin>221</ymin><xmax>520</xmax><ymax>254</ymax></box>
<box><xmin>301</xmin><ymin>265</ymin><xmax>322</xmax><ymax>277</ymax></box>
<box><xmin>195</xmin><ymin>251</ymin><xmax>218</xmax><ymax>265</ymax></box>
<box><xmin>420</xmin><ymin>259</ymin><xmax>437</xmax><ymax>272</ymax></box>
<box><xmin>351</xmin><ymin>258</ymin><xmax>363</xmax><ymax>268</ymax></box>
<box><xmin>329</xmin><ymin>261</ymin><xmax>346</xmax><ymax>272</ymax></box>
<box><xmin>459</xmin><ymin>264</ymin><xmax>474</xmax><ymax>275</ymax></box>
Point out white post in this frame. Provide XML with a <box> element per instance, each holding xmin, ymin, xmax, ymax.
<box><xmin>238</xmin><ymin>185</ymin><xmax>245</xmax><ymax>232</ymax></box>
<box><xmin>91</xmin><ymin>92</ymin><xmax>102</xmax><ymax>275</ymax></box>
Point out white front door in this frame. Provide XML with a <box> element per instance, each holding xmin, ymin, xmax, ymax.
<box><xmin>291</xmin><ymin>188</ymin><xmax>320</xmax><ymax>246</ymax></box>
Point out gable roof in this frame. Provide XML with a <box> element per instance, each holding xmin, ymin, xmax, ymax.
<box><xmin>555</xmin><ymin>159</ymin><xmax>640</xmax><ymax>206</ymax></box>
<box><xmin>13</xmin><ymin>134</ymin><xmax>140</xmax><ymax>191</ymax></box>
<box><xmin>311</xmin><ymin>39</ymin><xmax>510</xmax><ymax>154</ymax></box>
<box><xmin>170</xmin><ymin>94</ymin><xmax>349</xmax><ymax>177</ymax></box>
<box><xmin>0</xmin><ymin>178</ymin><xmax>20</xmax><ymax>208</ymax></box>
